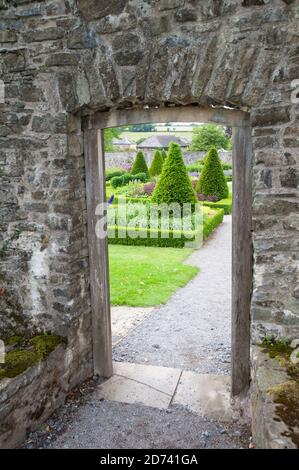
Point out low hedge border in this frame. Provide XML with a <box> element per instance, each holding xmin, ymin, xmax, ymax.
<box><xmin>108</xmin><ymin>208</ymin><xmax>224</xmax><ymax>248</ymax></box>
<box><xmin>111</xmin><ymin>195</ymin><xmax>232</xmax><ymax>215</ymax></box>
<box><xmin>202</xmin><ymin>198</ymin><xmax>232</xmax><ymax>215</ymax></box>
<box><xmin>111</xmin><ymin>195</ymin><xmax>148</xmax><ymax>205</ymax></box>
<box><xmin>203</xmin><ymin>208</ymin><xmax>224</xmax><ymax>238</ymax></box>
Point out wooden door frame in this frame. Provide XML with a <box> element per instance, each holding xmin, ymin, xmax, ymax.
<box><xmin>83</xmin><ymin>105</ymin><xmax>253</xmax><ymax>396</ymax></box>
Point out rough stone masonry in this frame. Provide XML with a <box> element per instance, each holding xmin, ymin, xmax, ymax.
<box><xmin>0</xmin><ymin>0</ymin><xmax>298</xmax><ymax>448</ymax></box>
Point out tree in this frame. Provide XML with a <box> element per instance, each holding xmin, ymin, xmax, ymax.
<box><xmin>190</xmin><ymin>123</ymin><xmax>231</xmax><ymax>151</ymax></box>
<box><xmin>152</xmin><ymin>142</ymin><xmax>197</xmax><ymax>205</ymax></box>
<box><xmin>196</xmin><ymin>147</ymin><xmax>229</xmax><ymax>200</ymax></box>
<box><xmin>149</xmin><ymin>150</ymin><xmax>164</xmax><ymax>177</ymax></box>
<box><xmin>128</xmin><ymin>123</ymin><xmax>155</xmax><ymax>132</ymax></box>
<box><xmin>131</xmin><ymin>151</ymin><xmax>149</xmax><ymax>177</ymax></box>
<box><xmin>104</xmin><ymin>127</ymin><xmax>122</xmax><ymax>151</ymax></box>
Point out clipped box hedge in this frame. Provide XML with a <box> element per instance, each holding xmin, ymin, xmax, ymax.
<box><xmin>202</xmin><ymin>198</ymin><xmax>232</xmax><ymax>215</ymax></box>
<box><xmin>108</xmin><ymin>208</ymin><xmax>224</xmax><ymax>248</ymax></box>
<box><xmin>111</xmin><ymin>194</ymin><xmax>232</xmax><ymax>215</ymax></box>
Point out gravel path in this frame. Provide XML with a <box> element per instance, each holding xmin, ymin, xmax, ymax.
<box><xmin>23</xmin><ymin>379</ymin><xmax>250</xmax><ymax>450</ymax></box>
<box><xmin>113</xmin><ymin>215</ymin><xmax>232</xmax><ymax>374</ymax></box>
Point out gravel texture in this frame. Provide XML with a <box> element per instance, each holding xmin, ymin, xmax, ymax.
<box><xmin>23</xmin><ymin>379</ymin><xmax>250</xmax><ymax>449</ymax></box>
<box><xmin>113</xmin><ymin>216</ymin><xmax>232</xmax><ymax>374</ymax></box>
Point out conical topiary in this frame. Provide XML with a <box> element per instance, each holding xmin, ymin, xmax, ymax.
<box><xmin>131</xmin><ymin>150</ymin><xmax>149</xmax><ymax>177</ymax></box>
<box><xmin>196</xmin><ymin>147</ymin><xmax>229</xmax><ymax>201</ymax></box>
<box><xmin>149</xmin><ymin>150</ymin><xmax>164</xmax><ymax>178</ymax></box>
<box><xmin>152</xmin><ymin>142</ymin><xmax>197</xmax><ymax>205</ymax></box>
<box><xmin>161</xmin><ymin>149</ymin><xmax>168</xmax><ymax>161</ymax></box>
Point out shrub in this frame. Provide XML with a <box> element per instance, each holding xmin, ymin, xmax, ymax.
<box><xmin>149</xmin><ymin>150</ymin><xmax>164</xmax><ymax>177</ymax></box>
<box><xmin>111</xmin><ymin>172</ymin><xmax>148</xmax><ymax>189</ymax></box>
<box><xmin>161</xmin><ymin>149</ymin><xmax>168</xmax><ymax>161</ymax></box>
<box><xmin>201</xmin><ymin>198</ymin><xmax>232</xmax><ymax>215</ymax></box>
<box><xmin>190</xmin><ymin>123</ymin><xmax>231</xmax><ymax>151</ymax></box>
<box><xmin>108</xmin><ymin>207</ymin><xmax>224</xmax><ymax>248</ymax></box>
<box><xmin>152</xmin><ymin>143</ymin><xmax>197</xmax><ymax>205</ymax></box>
<box><xmin>186</xmin><ymin>164</ymin><xmax>200</xmax><ymax>172</ymax></box>
<box><xmin>221</xmin><ymin>162</ymin><xmax>232</xmax><ymax>170</ymax></box>
<box><xmin>105</xmin><ymin>168</ymin><xmax>126</xmax><ymax>181</ymax></box>
<box><xmin>131</xmin><ymin>151</ymin><xmax>149</xmax><ymax>177</ymax></box>
<box><xmin>196</xmin><ymin>147</ymin><xmax>229</xmax><ymax>201</ymax></box>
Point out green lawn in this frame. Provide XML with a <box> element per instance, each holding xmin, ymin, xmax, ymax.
<box><xmin>109</xmin><ymin>245</ymin><xmax>198</xmax><ymax>307</ymax></box>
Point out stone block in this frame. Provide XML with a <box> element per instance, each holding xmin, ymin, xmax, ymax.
<box><xmin>46</xmin><ymin>53</ymin><xmax>78</xmax><ymax>67</ymax></box>
<box><xmin>78</xmin><ymin>0</ymin><xmax>127</xmax><ymax>21</ymax></box>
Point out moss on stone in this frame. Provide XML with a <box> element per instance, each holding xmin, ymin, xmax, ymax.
<box><xmin>261</xmin><ymin>336</ymin><xmax>292</xmax><ymax>359</ymax></box>
<box><xmin>0</xmin><ymin>349</ymin><xmax>40</xmax><ymax>379</ymax></box>
<box><xmin>0</xmin><ymin>334</ymin><xmax>64</xmax><ymax>380</ymax></box>
<box><xmin>30</xmin><ymin>334</ymin><xmax>63</xmax><ymax>358</ymax></box>
<box><xmin>268</xmin><ymin>380</ymin><xmax>299</xmax><ymax>448</ymax></box>
<box><xmin>261</xmin><ymin>337</ymin><xmax>299</xmax><ymax>448</ymax></box>
<box><xmin>5</xmin><ymin>335</ymin><xmax>22</xmax><ymax>346</ymax></box>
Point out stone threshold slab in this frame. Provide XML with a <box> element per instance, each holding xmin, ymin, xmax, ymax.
<box><xmin>97</xmin><ymin>362</ymin><xmax>233</xmax><ymax>420</ymax></box>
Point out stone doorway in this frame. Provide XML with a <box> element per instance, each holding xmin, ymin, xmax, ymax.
<box><xmin>83</xmin><ymin>104</ymin><xmax>253</xmax><ymax>397</ymax></box>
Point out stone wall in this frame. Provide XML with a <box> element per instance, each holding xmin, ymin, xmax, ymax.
<box><xmin>105</xmin><ymin>150</ymin><xmax>232</xmax><ymax>168</ymax></box>
<box><xmin>251</xmin><ymin>346</ymin><xmax>298</xmax><ymax>449</ymax></box>
<box><xmin>0</xmin><ymin>327</ymin><xmax>93</xmax><ymax>448</ymax></box>
<box><xmin>0</xmin><ymin>0</ymin><xmax>299</xmax><ymax>448</ymax></box>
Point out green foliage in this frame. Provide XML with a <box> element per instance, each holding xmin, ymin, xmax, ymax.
<box><xmin>186</xmin><ymin>163</ymin><xmax>202</xmax><ymax>172</ymax></box>
<box><xmin>111</xmin><ymin>172</ymin><xmax>148</xmax><ymax>189</ymax></box>
<box><xmin>261</xmin><ymin>335</ymin><xmax>291</xmax><ymax>349</ymax></box>
<box><xmin>222</xmin><ymin>162</ymin><xmax>232</xmax><ymax>170</ymax></box>
<box><xmin>190</xmin><ymin>123</ymin><xmax>231</xmax><ymax>151</ymax></box>
<box><xmin>131</xmin><ymin>151</ymin><xmax>149</xmax><ymax>177</ymax></box>
<box><xmin>152</xmin><ymin>142</ymin><xmax>197</xmax><ymax>205</ymax></box>
<box><xmin>202</xmin><ymin>209</ymin><xmax>224</xmax><ymax>239</ymax></box>
<box><xmin>261</xmin><ymin>335</ymin><xmax>293</xmax><ymax>360</ymax></box>
<box><xmin>104</xmin><ymin>127</ymin><xmax>122</xmax><ymax>151</ymax></box>
<box><xmin>202</xmin><ymin>198</ymin><xmax>232</xmax><ymax>215</ymax></box>
<box><xmin>108</xmin><ymin>207</ymin><xmax>224</xmax><ymax>248</ymax></box>
<box><xmin>196</xmin><ymin>147</ymin><xmax>229</xmax><ymax>201</ymax></box>
<box><xmin>105</xmin><ymin>168</ymin><xmax>126</xmax><ymax>181</ymax></box>
<box><xmin>149</xmin><ymin>150</ymin><xmax>164</xmax><ymax>177</ymax></box>
<box><xmin>161</xmin><ymin>149</ymin><xmax>168</xmax><ymax>161</ymax></box>
<box><xmin>128</xmin><ymin>123</ymin><xmax>155</xmax><ymax>132</ymax></box>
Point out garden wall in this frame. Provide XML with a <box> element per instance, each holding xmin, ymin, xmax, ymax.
<box><xmin>105</xmin><ymin>150</ymin><xmax>232</xmax><ymax>168</ymax></box>
<box><xmin>0</xmin><ymin>327</ymin><xmax>93</xmax><ymax>449</ymax></box>
<box><xmin>251</xmin><ymin>346</ymin><xmax>298</xmax><ymax>449</ymax></box>
<box><xmin>0</xmin><ymin>0</ymin><xmax>299</xmax><ymax>448</ymax></box>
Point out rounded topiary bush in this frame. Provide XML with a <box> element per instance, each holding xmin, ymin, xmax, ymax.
<box><xmin>131</xmin><ymin>151</ymin><xmax>149</xmax><ymax>177</ymax></box>
<box><xmin>149</xmin><ymin>150</ymin><xmax>164</xmax><ymax>177</ymax></box>
<box><xmin>111</xmin><ymin>172</ymin><xmax>148</xmax><ymax>189</ymax></box>
<box><xmin>152</xmin><ymin>142</ymin><xmax>197</xmax><ymax>205</ymax></box>
<box><xmin>196</xmin><ymin>147</ymin><xmax>229</xmax><ymax>201</ymax></box>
